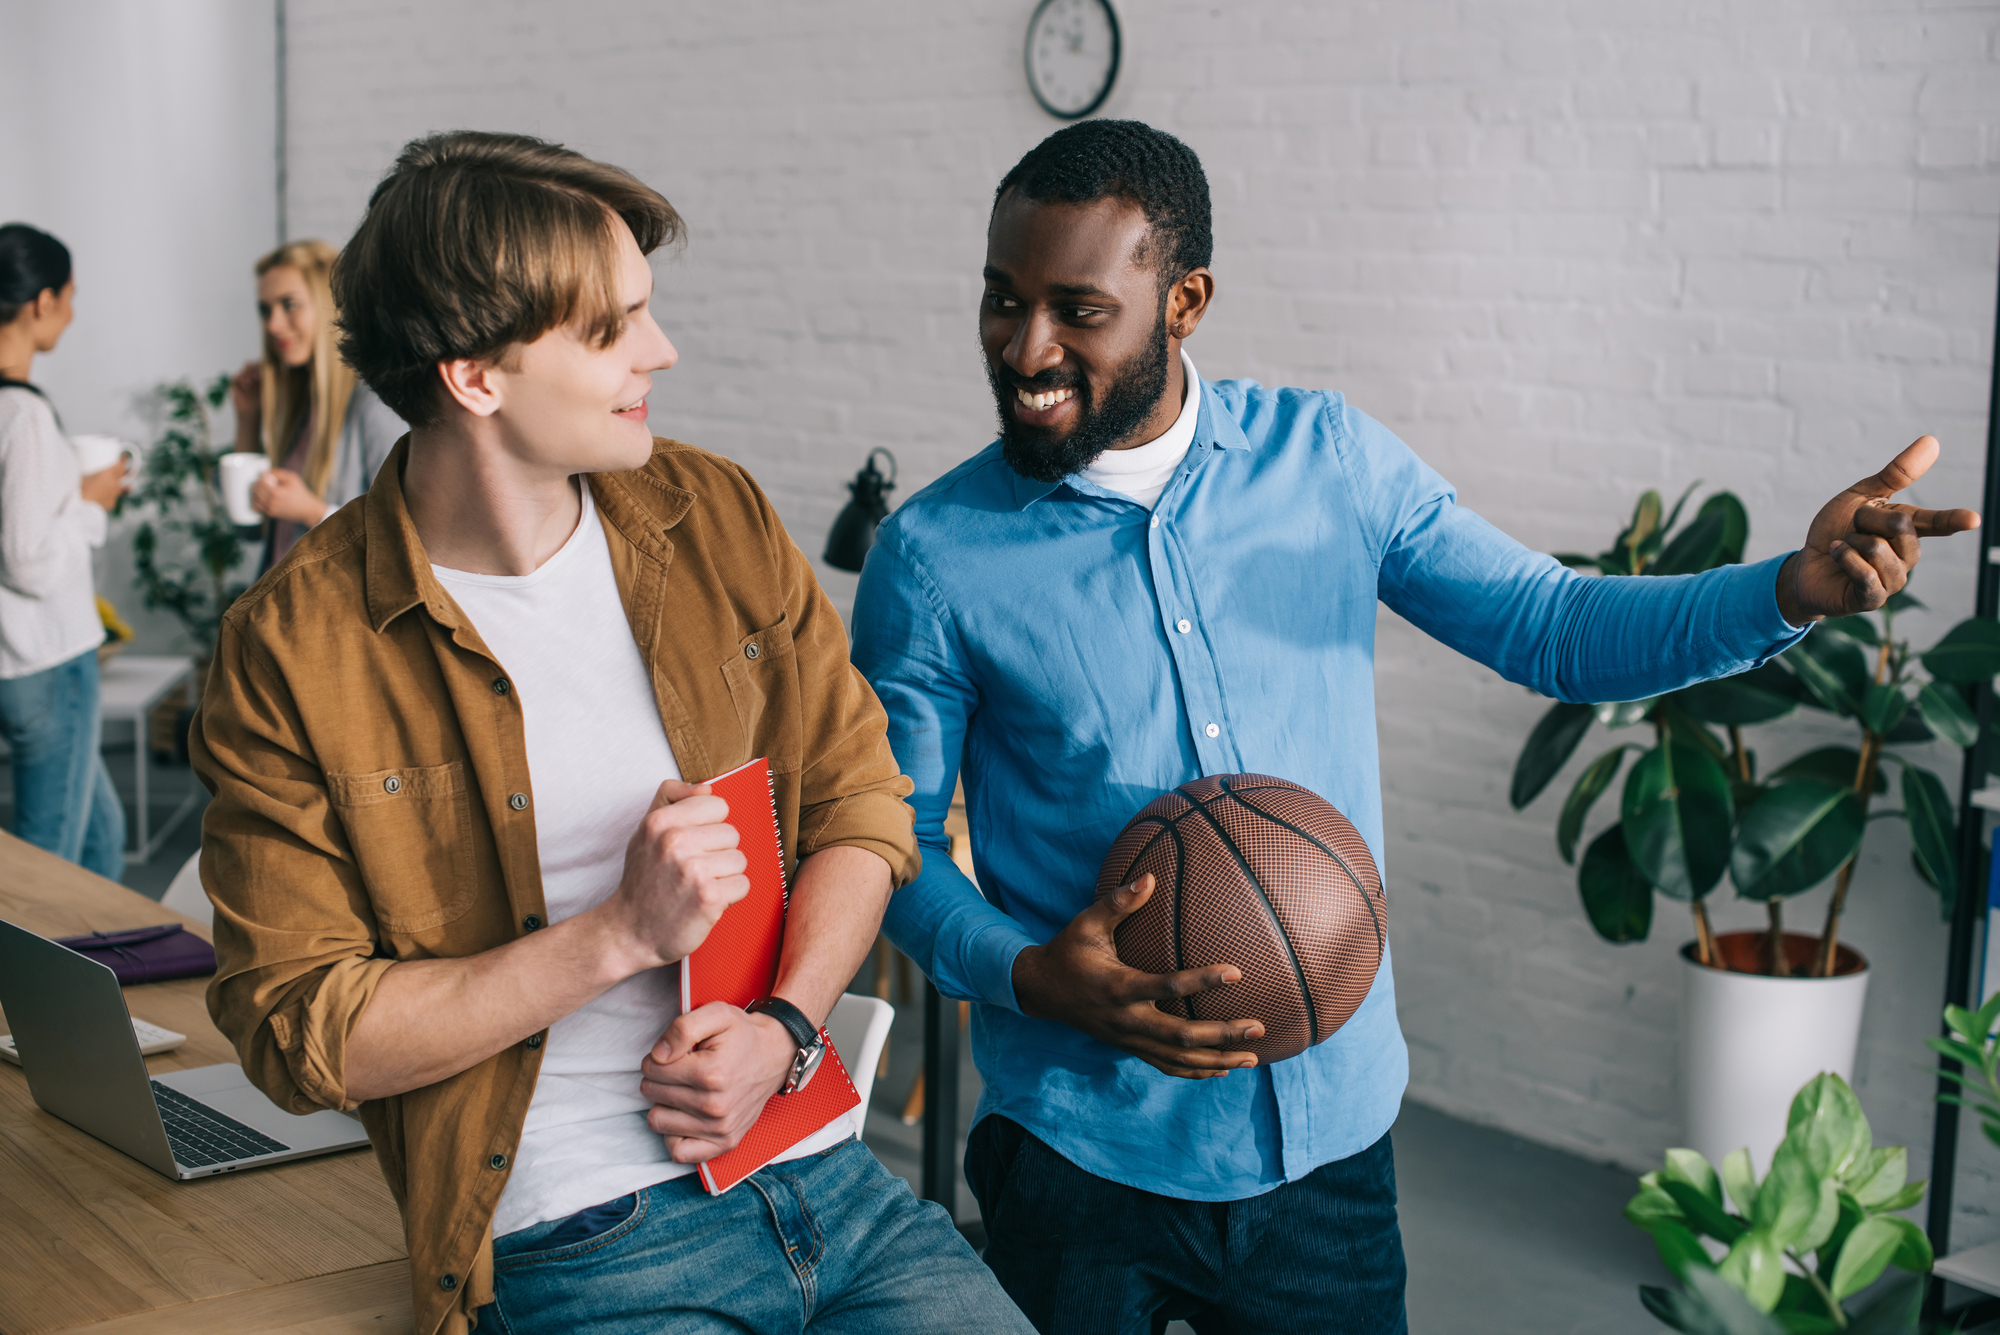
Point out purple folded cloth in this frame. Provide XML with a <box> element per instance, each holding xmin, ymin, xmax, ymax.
<box><xmin>55</xmin><ymin>924</ymin><xmax>217</xmax><ymax>985</ymax></box>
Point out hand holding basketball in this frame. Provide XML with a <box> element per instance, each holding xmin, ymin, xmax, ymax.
<box><xmin>1011</xmin><ymin>874</ymin><xmax>1265</xmax><ymax>1081</ymax></box>
<box><xmin>1776</xmin><ymin>435</ymin><xmax>1980</xmax><ymax>624</ymax></box>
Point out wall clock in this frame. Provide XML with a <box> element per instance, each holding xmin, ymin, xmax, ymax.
<box><xmin>1024</xmin><ymin>0</ymin><xmax>1121</xmax><ymax>121</ymax></box>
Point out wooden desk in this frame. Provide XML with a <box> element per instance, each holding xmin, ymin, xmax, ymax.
<box><xmin>0</xmin><ymin>832</ymin><xmax>411</xmax><ymax>1334</ymax></box>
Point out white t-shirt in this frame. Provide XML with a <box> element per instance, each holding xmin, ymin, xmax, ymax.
<box><xmin>435</xmin><ymin>485</ymin><xmax>843</xmax><ymax>1238</ymax></box>
<box><xmin>0</xmin><ymin>387</ymin><xmax>109</xmax><ymax>679</ymax></box>
<box><xmin>1075</xmin><ymin>350</ymin><xmax>1202</xmax><ymax>509</ymax></box>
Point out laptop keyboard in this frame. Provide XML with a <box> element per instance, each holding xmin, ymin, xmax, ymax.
<box><xmin>151</xmin><ymin>1081</ymin><xmax>290</xmax><ymax>1166</ymax></box>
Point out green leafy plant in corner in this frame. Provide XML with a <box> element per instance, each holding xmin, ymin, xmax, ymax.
<box><xmin>1929</xmin><ymin>990</ymin><xmax>2000</xmax><ymax>1156</ymax></box>
<box><xmin>126</xmin><ymin>374</ymin><xmax>251</xmax><ymax>658</ymax></box>
<box><xmin>1511</xmin><ymin>483</ymin><xmax>2000</xmax><ymax>977</ymax></box>
<box><xmin>1627</xmin><ymin>1072</ymin><xmax>1931</xmax><ymax>1333</ymax></box>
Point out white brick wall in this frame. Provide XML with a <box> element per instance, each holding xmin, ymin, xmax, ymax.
<box><xmin>283</xmin><ymin>0</ymin><xmax>1999</xmax><ymax>1232</ymax></box>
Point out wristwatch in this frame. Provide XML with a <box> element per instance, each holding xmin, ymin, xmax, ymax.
<box><xmin>746</xmin><ymin>996</ymin><xmax>827</xmax><ymax>1094</ymax></box>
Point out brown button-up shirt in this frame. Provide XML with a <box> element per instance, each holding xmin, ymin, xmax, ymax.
<box><xmin>191</xmin><ymin>438</ymin><xmax>918</xmax><ymax>1335</ymax></box>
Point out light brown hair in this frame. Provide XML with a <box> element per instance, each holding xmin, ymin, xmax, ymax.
<box><xmin>254</xmin><ymin>239</ymin><xmax>355</xmax><ymax>497</ymax></box>
<box><xmin>331</xmin><ymin>131</ymin><xmax>685</xmax><ymax>427</ymax></box>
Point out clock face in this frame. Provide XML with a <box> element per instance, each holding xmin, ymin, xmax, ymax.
<box><xmin>1025</xmin><ymin>0</ymin><xmax>1121</xmax><ymax>121</ymax></box>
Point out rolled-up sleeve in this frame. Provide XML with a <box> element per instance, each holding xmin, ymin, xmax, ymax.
<box><xmin>191</xmin><ymin>615</ymin><xmax>393</xmax><ymax>1114</ymax></box>
<box><xmin>753</xmin><ymin>481</ymin><xmax>919</xmax><ymax>886</ymax></box>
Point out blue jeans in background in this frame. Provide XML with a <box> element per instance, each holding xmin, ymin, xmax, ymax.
<box><xmin>482</xmin><ymin>1138</ymin><xmax>1035</xmax><ymax>1335</ymax></box>
<box><xmin>968</xmin><ymin>1116</ymin><xmax>1409</xmax><ymax>1335</ymax></box>
<box><xmin>0</xmin><ymin>649</ymin><xmax>123</xmax><ymax>881</ymax></box>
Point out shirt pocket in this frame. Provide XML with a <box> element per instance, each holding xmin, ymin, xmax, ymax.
<box><xmin>326</xmin><ymin>760</ymin><xmax>478</xmax><ymax>934</ymax></box>
<box><xmin>718</xmin><ymin>615</ymin><xmax>801</xmax><ymax>774</ymax></box>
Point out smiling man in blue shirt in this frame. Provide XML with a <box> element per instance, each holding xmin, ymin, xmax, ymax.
<box><xmin>849</xmin><ymin>120</ymin><xmax>1976</xmax><ymax>1334</ymax></box>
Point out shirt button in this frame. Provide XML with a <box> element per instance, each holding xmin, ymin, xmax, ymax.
<box><xmin>383</xmin><ymin>775</ymin><xmax>401</xmax><ymax>794</ymax></box>
<box><xmin>439</xmin><ymin>1274</ymin><xmax>458</xmax><ymax>1292</ymax></box>
<box><xmin>1176</xmin><ymin>619</ymin><xmax>1191</xmax><ymax>634</ymax></box>
<box><xmin>1149</xmin><ymin>516</ymin><xmax>1160</xmax><ymax>529</ymax></box>
<box><xmin>526</xmin><ymin>1033</ymin><xmax>544</xmax><ymax>1049</ymax></box>
<box><xmin>510</xmin><ymin>792</ymin><xmax>529</xmax><ymax>810</ymax></box>
<box><xmin>744</xmin><ymin>643</ymin><xmax>761</xmax><ymax>660</ymax></box>
<box><xmin>1205</xmin><ymin>722</ymin><xmax>1220</xmax><ymax>738</ymax></box>
<box><xmin>489</xmin><ymin>1153</ymin><xmax>509</xmax><ymax>1171</ymax></box>
<box><xmin>523</xmin><ymin>914</ymin><xmax>543</xmax><ymax>931</ymax></box>
<box><xmin>492</xmin><ymin>677</ymin><xmax>509</xmax><ymax>695</ymax></box>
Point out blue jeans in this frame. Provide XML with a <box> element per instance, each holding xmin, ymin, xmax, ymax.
<box><xmin>0</xmin><ymin>650</ymin><xmax>123</xmax><ymax>881</ymax></box>
<box><xmin>482</xmin><ymin>1138</ymin><xmax>1034</xmax><ymax>1334</ymax></box>
<box><xmin>967</xmin><ymin>1116</ymin><xmax>1409</xmax><ymax>1335</ymax></box>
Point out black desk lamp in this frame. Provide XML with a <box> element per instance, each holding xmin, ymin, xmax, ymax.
<box><xmin>823</xmin><ymin>448</ymin><xmax>897</xmax><ymax>572</ymax></box>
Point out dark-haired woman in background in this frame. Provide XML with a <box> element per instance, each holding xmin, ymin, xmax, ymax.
<box><xmin>0</xmin><ymin>223</ymin><xmax>126</xmax><ymax>880</ymax></box>
<box><xmin>230</xmin><ymin>239</ymin><xmax>403</xmax><ymax>570</ymax></box>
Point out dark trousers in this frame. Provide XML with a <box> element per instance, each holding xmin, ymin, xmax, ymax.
<box><xmin>966</xmin><ymin>1116</ymin><xmax>1408</xmax><ymax>1335</ymax></box>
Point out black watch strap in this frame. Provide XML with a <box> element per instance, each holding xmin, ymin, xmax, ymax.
<box><xmin>746</xmin><ymin>996</ymin><xmax>819</xmax><ymax>1050</ymax></box>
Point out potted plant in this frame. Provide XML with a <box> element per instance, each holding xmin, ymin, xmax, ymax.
<box><xmin>125</xmin><ymin>373</ymin><xmax>252</xmax><ymax>660</ymax></box>
<box><xmin>1510</xmin><ymin>486</ymin><xmax>2000</xmax><ymax>1171</ymax></box>
<box><xmin>1625</xmin><ymin>1072</ymin><xmax>1931</xmax><ymax>1333</ymax></box>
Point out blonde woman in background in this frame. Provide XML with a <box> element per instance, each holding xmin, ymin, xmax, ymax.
<box><xmin>230</xmin><ymin>239</ymin><xmax>404</xmax><ymax>570</ymax></box>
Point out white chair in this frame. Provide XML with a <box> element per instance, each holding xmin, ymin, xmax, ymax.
<box><xmin>158</xmin><ymin>850</ymin><xmax>211</xmax><ymax>930</ymax></box>
<box><xmin>824</xmin><ymin>993</ymin><xmax>895</xmax><ymax>1139</ymax></box>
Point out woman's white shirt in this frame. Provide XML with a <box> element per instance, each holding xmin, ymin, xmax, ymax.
<box><xmin>0</xmin><ymin>387</ymin><xmax>107</xmax><ymax>679</ymax></box>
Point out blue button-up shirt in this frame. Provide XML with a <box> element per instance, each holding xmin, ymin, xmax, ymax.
<box><xmin>850</xmin><ymin>375</ymin><xmax>1807</xmax><ymax>1201</ymax></box>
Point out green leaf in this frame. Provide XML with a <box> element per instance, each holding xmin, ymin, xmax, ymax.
<box><xmin>1624</xmin><ymin>741</ymin><xmax>1736</xmax><ymax>901</ymax></box>
<box><xmin>1830</xmin><ymin>1216</ymin><xmax>1928</xmax><ymax>1299</ymax></box>
<box><xmin>1510</xmin><ymin>701</ymin><xmax>1595</xmax><ymax>809</ymax></box>
<box><xmin>1665</xmin><ymin>1147</ymin><xmax>1724</xmax><ymax>1205</ymax></box>
<box><xmin>1845</xmin><ymin>1146</ymin><xmax>1907</xmax><ymax>1209</ymax></box>
<box><xmin>1596</xmin><ymin>697</ymin><xmax>1657</xmax><ymax>729</ymax></box>
<box><xmin>1645</xmin><ymin>1268</ymin><xmax>1791</xmax><ymax>1335</ymax></box>
<box><xmin>1666</xmin><ymin>1177</ymin><xmax>1749</xmax><ymax>1243</ymax></box>
<box><xmin>1769</xmin><ymin>746</ymin><xmax>1883</xmax><ymax>795</ymax></box>
<box><xmin>1859</xmin><ymin>682</ymin><xmax>1911</xmax><ymax>737</ymax></box>
<box><xmin>1622</xmin><ymin>489</ymin><xmax>1664</xmax><ymax>565</ymax></box>
<box><xmin>1786</xmin><ymin>1074</ymin><xmax>1871</xmax><ymax>1180</ymax></box>
<box><xmin>1671</xmin><ymin>662</ymin><xmax>1804</xmax><ymax>726</ymax></box>
<box><xmin>1647</xmin><ymin>1218</ymin><xmax>1722</xmax><ymax>1282</ymax></box>
<box><xmin>1721</xmin><ymin>1230</ymin><xmax>1788</xmax><ymax>1311</ymax></box>
<box><xmin>1821</xmin><ymin>615</ymin><xmax>1881</xmax><ymax>647</ymax></box>
<box><xmin>1901</xmin><ymin>764</ymin><xmax>1957</xmax><ymax>895</ymax></box>
<box><xmin>1921</xmin><ymin>617</ymin><xmax>2000</xmax><ymax>684</ymax></box>
<box><xmin>1882</xmin><ymin>707</ymin><xmax>1935</xmax><ymax>743</ymax></box>
<box><xmin>1796</xmin><ymin>1176</ymin><xmax>1842</xmax><ymax>1255</ymax></box>
<box><xmin>1729</xmin><ymin>780</ymin><xmax>1866</xmax><ymax>901</ymax></box>
<box><xmin>1915</xmin><ymin>681</ymin><xmax>1979</xmax><ymax>749</ymax></box>
<box><xmin>1629</xmin><ymin>1176</ymin><xmax>1689</xmax><ymax>1229</ymax></box>
<box><xmin>1558</xmin><ymin>748</ymin><xmax>1629</xmax><ymax>863</ymax></box>
<box><xmin>1553</xmin><ymin>552</ymin><xmax>1602</xmax><ymax>572</ymax></box>
<box><xmin>1785</xmin><ymin>634</ymin><xmax>1869</xmax><ymax>715</ymax></box>
<box><xmin>1722</xmin><ymin>1147</ymin><xmax>1759</xmax><ymax>1218</ymax></box>
<box><xmin>1753</xmin><ymin>1141</ymin><xmax>1824</xmax><ymax>1250</ymax></box>
<box><xmin>1885</xmin><ymin>590</ymin><xmax>1926</xmax><ymax>616</ymax></box>
<box><xmin>1578</xmin><ymin>824</ymin><xmax>1654</xmax><ymax>942</ymax></box>
<box><xmin>1869</xmin><ymin>1181</ymin><xmax>1925</xmax><ymax>1214</ymax></box>
<box><xmin>1653</xmin><ymin>508</ymin><xmax>1731</xmax><ymax>576</ymax></box>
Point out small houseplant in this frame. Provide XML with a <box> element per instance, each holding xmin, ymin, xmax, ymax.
<box><xmin>126</xmin><ymin>373</ymin><xmax>252</xmax><ymax>658</ymax></box>
<box><xmin>1510</xmin><ymin>485</ymin><xmax>2000</xmax><ymax>1170</ymax></box>
<box><xmin>1626</xmin><ymin>1072</ymin><xmax>1931</xmax><ymax>1333</ymax></box>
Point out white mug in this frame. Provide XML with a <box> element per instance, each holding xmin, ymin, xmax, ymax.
<box><xmin>71</xmin><ymin>434</ymin><xmax>131</xmax><ymax>479</ymax></box>
<box><xmin>220</xmin><ymin>453</ymin><xmax>271</xmax><ymax>526</ymax></box>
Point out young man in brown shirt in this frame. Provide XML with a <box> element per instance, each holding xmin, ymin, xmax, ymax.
<box><xmin>191</xmin><ymin>132</ymin><xmax>1032</xmax><ymax>1335</ymax></box>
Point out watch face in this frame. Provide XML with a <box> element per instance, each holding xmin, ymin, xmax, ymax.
<box><xmin>1025</xmin><ymin>0</ymin><xmax>1120</xmax><ymax>121</ymax></box>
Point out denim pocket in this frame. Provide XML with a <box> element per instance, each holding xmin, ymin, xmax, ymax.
<box><xmin>494</xmin><ymin>1191</ymin><xmax>645</xmax><ymax>1270</ymax></box>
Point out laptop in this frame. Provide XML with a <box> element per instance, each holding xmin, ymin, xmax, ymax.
<box><xmin>0</xmin><ymin>917</ymin><xmax>368</xmax><ymax>1179</ymax></box>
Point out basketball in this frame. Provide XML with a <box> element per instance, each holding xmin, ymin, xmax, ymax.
<box><xmin>1096</xmin><ymin>774</ymin><xmax>1387</xmax><ymax>1064</ymax></box>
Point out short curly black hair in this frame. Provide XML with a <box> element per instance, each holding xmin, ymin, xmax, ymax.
<box><xmin>993</xmin><ymin>120</ymin><xmax>1212</xmax><ymax>291</ymax></box>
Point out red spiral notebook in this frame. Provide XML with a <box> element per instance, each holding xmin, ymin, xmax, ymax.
<box><xmin>680</xmin><ymin>756</ymin><xmax>859</xmax><ymax>1195</ymax></box>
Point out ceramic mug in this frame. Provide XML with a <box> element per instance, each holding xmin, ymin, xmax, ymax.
<box><xmin>220</xmin><ymin>453</ymin><xmax>271</xmax><ymax>526</ymax></box>
<box><xmin>71</xmin><ymin>434</ymin><xmax>131</xmax><ymax>479</ymax></box>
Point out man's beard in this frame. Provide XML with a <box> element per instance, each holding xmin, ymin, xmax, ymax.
<box><xmin>991</xmin><ymin>315</ymin><xmax>1172</xmax><ymax>485</ymax></box>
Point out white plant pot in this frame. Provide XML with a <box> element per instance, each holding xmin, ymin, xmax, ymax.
<box><xmin>1680</xmin><ymin>931</ymin><xmax>1870</xmax><ymax>1175</ymax></box>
